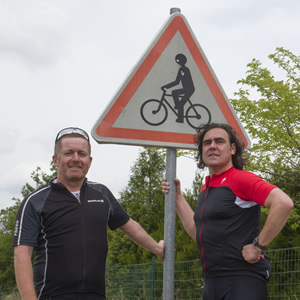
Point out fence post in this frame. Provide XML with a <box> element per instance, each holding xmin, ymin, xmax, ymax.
<box><xmin>150</xmin><ymin>256</ymin><xmax>156</xmax><ymax>300</ymax></box>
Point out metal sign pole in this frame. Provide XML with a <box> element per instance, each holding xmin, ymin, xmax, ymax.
<box><xmin>163</xmin><ymin>148</ymin><xmax>177</xmax><ymax>300</ymax></box>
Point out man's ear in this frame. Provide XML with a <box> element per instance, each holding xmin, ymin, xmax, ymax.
<box><xmin>230</xmin><ymin>143</ymin><xmax>236</xmax><ymax>155</ymax></box>
<box><xmin>89</xmin><ymin>156</ymin><xmax>93</xmax><ymax>168</ymax></box>
<box><xmin>52</xmin><ymin>155</ymin><xmax>58</xmax><ymax>167</ymax></box>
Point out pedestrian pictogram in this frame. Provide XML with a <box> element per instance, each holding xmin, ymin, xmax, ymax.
<box><xmin>91</xmin><ymin>11</ymin><xmax>251</xmax><ymax>150</ymax></box>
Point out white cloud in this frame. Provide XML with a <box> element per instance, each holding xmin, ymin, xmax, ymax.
<box><xmin>0</xmin><ymin>0</ymin><xmax>69</xmax><ymax>66</ymax></box>
<box><xmin>0</xmin><ymin>0</ymin><xmax>299</xmax><ymax>210</ymax></box>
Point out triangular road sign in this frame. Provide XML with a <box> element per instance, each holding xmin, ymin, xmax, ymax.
<box><xmin>91</xmin><ymin>12</ymin><xmax>251</xmax><ymax>150</ymax></box>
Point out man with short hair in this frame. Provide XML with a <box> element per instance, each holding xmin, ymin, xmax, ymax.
<box><xmin>162</xmin><ymin>123</ymin><xmax>293</xmax><ymax>300</ymax></box>
<box><xmin>14</xmin><ymin>127</ymin><xmax>164</xmax><ymax>300</ymax></box>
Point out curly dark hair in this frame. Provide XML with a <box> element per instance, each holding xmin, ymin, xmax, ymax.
<box><xmin>194</xmin><ymin>123</ymin><xmax>247</xmax><ymax>170</ymax></box>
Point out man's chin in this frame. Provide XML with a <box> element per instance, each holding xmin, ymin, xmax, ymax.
<box><xmin>206</xmin><ymin>158</ymin><xmax>219</xmax><ymax>164</ymax></box>
<box><xmin>66</xmin><ymin>174</ymin><xmax>85</xmax><ymax>182</ymax></box>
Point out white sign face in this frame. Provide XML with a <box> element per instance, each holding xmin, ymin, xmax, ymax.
<box><xmin>91</xmin><ymin>12</ymin><xmax>251</xmax><ymax>150</ymax></box>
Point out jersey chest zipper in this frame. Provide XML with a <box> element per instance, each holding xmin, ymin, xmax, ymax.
<box><xmin>81</xmin><ymin>206</ymin><xmax>86</xmax><ymax>290</ymax></box>
<box><xmin>71</xmin><ymin>190</ymin><xmax>86</xmax><ymax>289</ymax></box>
<box><xmin>200</xmin><ymin>193</ymin><xmax>209</xmax><ymax>277</ymax></box>
<box><xmin>77</xmin><ymin>193</ymin><xmax>86</xmax><ymax>290</ymax></box>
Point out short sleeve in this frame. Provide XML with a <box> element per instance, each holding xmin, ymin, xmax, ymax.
<box><xmin>232</xmin><ymin>171</ymin><xmax>277</xmax><ymax>206</ymax></box>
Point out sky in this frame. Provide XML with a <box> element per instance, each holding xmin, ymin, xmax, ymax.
<box><xmin>0</xmin><ymin>0</ymin><xmax>299</xmax><ymax>210</ymax></box>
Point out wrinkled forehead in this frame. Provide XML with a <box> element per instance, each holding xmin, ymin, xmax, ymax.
<box><xmin>203</xmin><ymin>128</ymin><xmax>229</xmax><ymax>141</ymax></box>
<box><xmin>55</xmin><ymin>135</ymin><xmax>91</xmax><ymax>155</ymax></box>
<box><xmin>60</xmin><ymin>136</ymin><xmax>89</xmax><ymax>146</ymax></box>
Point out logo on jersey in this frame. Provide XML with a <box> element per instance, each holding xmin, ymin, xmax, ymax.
<box><xmin>88</xmin><ymin>199</ymin><xmax>104</xmax><ymax>203</ymax></box>
<box><xmin>14</xmin><ymin>220</ymin><xmax>19</xmax><ymax>236</ymax></box>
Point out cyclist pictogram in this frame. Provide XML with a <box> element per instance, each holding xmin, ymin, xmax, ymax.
<box><xmin>140</xmin><ymin>53</ymin><xmax>211</xmax><ymax>129</ymax></box>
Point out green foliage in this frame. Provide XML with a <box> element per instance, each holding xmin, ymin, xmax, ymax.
<box><xmin>231</xmin><ymin>47</ymin><xmax>300</xmax><ymax>246</ymax></box>
<box><xmin>107</xmin><ymin>148</ymin><xmax>203</xmax><ymax>266</ymax></box>
<box><xmin>108</xmin><ymin>148</ymin><xmax>166</xmax><ymax>265</ymax></box>
<box><xmin>1</xmin><ymin>288</ymin><xmax>21</xmax><ymax>300</ymax></box>
<box><xmin>21</xmin><ymin>162</ymin><xmax>57</xmax><ymax>197</ymax></box>
<box><xmin>231</xmin><ymin>47</ymin><xmax>299</xmax><ymax>191</ymax></box>
<box><xmin>0</xmin><ymin>202</ymin><xmax>19</xmax><ymax>293</ymax></box>
<box><xmin>174</xmin><ymin>171</ymin><xmax>203</xmax><ymax>261</ymax></box>
<box><xmin>0</xmin><ymin>162</ymin><xmax>56</xmax><ymax>293</ymax></box>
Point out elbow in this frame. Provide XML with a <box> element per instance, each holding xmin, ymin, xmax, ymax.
<box><xmin>284</xmin><ymin>192</ymin><xmax>294</xmax><ymax>211</ymax></box>
<box><xmin>280</xmin><ymin>196</ymin><xmax>294</xmax><ymax>215</ymax></box>
<box><xmin>287</xmin><ymin>198</ymin><xmax>294</xmax><ymax>212</ymax></box>
<box><xmin>266</xmin><ymin>189</ymin><xmax>294</xmax><ymax>214</ymax></box>
<box><xmin>120</xmin><ymin>218</ymin><xmax>139</xmax><ymax>237</ymax></box>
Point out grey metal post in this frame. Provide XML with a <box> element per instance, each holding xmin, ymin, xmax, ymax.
<box><xmin>162</xmin><ymin>9</ymin><xmax>180</xmax><ymax>299</ymax></box>
<box><xmin>163</xmin><ymin>148</ymin><xmax>177</xmax><ymax>299</ymax></box>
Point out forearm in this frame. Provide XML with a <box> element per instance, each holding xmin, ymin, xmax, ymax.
<box><xmin>126</xmin><ymin>221</ymin><xmax>157</xmax><ymax>251</ymax></box>
<box><xmin>242</xmin><ymin>188</ymin><xmax>293</xmax><ymax>264</ymax></box>
<box><xmin>14</xmin><ymin>246</ymin><xmax>37</xmax><ymax>300</ymax></box>
<box><xmin>259</xmin><ymin>197</ymin><xmax>293</xmax><ymax>246</ymax></box>
<box><xmin>242</xmin><ymin>204</ymin><xmax>292</xmax><ymax>263</ymax></box>
<box><xmin>258</xmin><ymin>188</ymin><xmax>294</xmax><ymax>246</ymax></box>
<box><xmin>176</xmin><ymin>193</ymin><xmax>196</xmax><ymax>241</ymax></box>
<box><xmin>120</xmin><ymin>219</ymin><xmax>164</xmax><ymax>259</ymax></box>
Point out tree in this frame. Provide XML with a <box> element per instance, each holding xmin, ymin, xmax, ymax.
<box><xmin>0</xmin><ymin>201</ymin><xmax>20</xmax><ymax>293</ymax></box>
<box><xmin>0</xmin><ymin>162</ymin><xmax>56</xmax><ymax>294</ymax></box>
<box><xmin>107</xmin><ymin>147</ymin><xmax>166</xmax><ymax>265</ymax></box>
<box><xmin>107</xmin><ymin>147</ymin><xmax>202</xmax><ymax>266</ymax></box>
<box><xmin>174</xmin><ymin>171</ymin><xmax>203</xmax><ymax>261</ymax></box>
<box><xmin>230</xmin><ymin>47</ymin><xmax>300</xmax><ymax>243</ymax></box>
<box><xmin>21</xmin><ymin>163</ymin><xmax>57</xmax><ymax>196</ymax></box>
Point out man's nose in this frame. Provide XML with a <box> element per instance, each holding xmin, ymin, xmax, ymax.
<box><xmin>71</xmin><ymin>152</ymin><xmax>80</xmax><ymax>160</ymax></box>
<box><xmin>209</xmin><ymin>141</ymin><xmax>217</xmax><ymax>149</ymax></box>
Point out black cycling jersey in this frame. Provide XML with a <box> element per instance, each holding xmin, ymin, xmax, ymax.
<box><xmin>194</xmin><ymin>167</ymin><xmax>276</xmax><ymax>281</ymax></box>
<box><xmin>13</xmin><ymin>178</ymin><xmax>130</xmax><ymax>299</ymax></box>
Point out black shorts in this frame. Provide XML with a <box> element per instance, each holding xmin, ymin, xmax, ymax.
<box><xmin>42</xmin><ymin>293</ymin><xmax>106</xmax><ymax>300</ymax></box>
<box><xmin>202</xmin><ymin>275</ymin><xmax>268</xmax><ymax>300</ymax></box>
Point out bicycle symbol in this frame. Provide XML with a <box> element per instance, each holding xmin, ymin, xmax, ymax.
<box><xmin>140</xmin><ymin>89</ymin><xmax>211</xmax><ymax>129</ymax></box>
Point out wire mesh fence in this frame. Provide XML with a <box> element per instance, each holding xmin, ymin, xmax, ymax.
<box><xmin>106</xmin><ymin>247</ymin><xmax>300</xmax><ymax>299</ymax></box>
<box><xmin>267</xmin><ymin>247</ymin><xmax>300</xmax><ymax>299</ymax></box>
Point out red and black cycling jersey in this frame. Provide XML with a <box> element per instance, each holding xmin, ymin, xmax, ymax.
<box><xmin>194</xmin><ymin>167</ymin><xmax>277</xmax><ymax>281</ymax></box>
<box><xmin>13</xmin><ymin>178</ymin><xmax>130</xmax><ymax>299</ymax></box>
